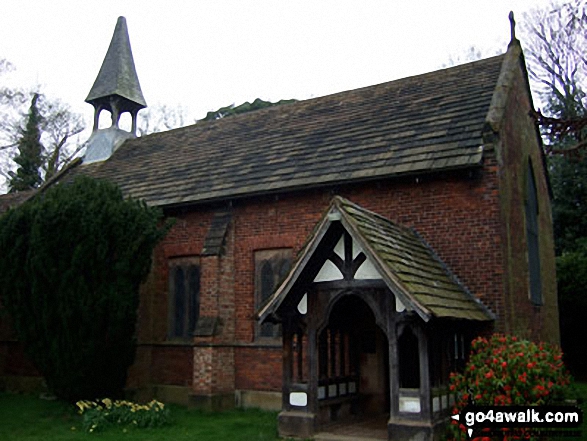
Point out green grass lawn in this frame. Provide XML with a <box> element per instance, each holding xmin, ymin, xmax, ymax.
<box><xmin>0</xmin><ymin>393</ymin><xmax>280</xmax><ymax>441</ymax></box>
<box><xmin>1</xmin><ymin>384</ymin><xmax>585</xmax><ymax>440</ymax></box>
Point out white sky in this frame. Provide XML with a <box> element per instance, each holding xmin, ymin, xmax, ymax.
<box><xmin>1</xmin><ymin>0</ymin><xmax>551</xmax><ymax>127</ymax></box>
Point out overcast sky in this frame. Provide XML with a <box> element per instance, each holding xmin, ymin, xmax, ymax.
<box><xmin>1</xmin><ymin>0</ymin><xmax>551</xmax><ymax>127</ymax></box>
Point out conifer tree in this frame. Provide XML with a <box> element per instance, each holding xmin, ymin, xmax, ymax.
<box><xmin>9</xmin><ymin>93</ymin><xmax>44</xmax><ymax>192</ymax></box>
<box><xmin>0</xmin><ymin>176</ymin><xmax>171</xmax><ymax>401</ymax></box>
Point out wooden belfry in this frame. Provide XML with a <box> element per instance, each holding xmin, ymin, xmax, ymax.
<box><xmin>85</xmin><ymin>16</ymin><xmax>146</xmax><ymax>136</ymax></box>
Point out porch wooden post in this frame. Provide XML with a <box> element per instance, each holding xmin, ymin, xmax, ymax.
<box><xmin>282</xmin><ymin>317</ymin><xmax>293</xmax><ymax>411</ymax></box>
<box><xmin>417</xmin><ymin>326</ymin><xmax>431</xmax><ymax>420</ymax></box>
<box><xmin>388</xmin><ymin>314</ymin><xmax>399</xmax><ymax>418</ymax></box>
<box><xmin>307</xmin><ymin>324</ymin><xmax>318</xmax><ymax>414</ymax></box>
<box><xmin>297</xmin><ymin>329</ymin><xmax>304</xmax><ymax>383</ymax></box>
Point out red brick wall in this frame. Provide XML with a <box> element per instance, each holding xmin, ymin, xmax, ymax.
<box><xmin>495</xmin><ymin>59</ymin><xmax>559</xmax><ymax>344</ymax></box>
<box><xmin>1</xmin><ymin>158</ymin><xmax>554</xmax><ymax>394</ymax></box>
<box><xmin>235</xmin><ymin>346</ymin><xmax>282</xmax><ymax>391</ymax></box>
<box><xmin>151</xmin><ymin>345</ymin><xmax>193</xmax><ymax>387</ymax></box>
<box><xmin>226</xmin><ymin>174</ymin><xmax>506</xmax><ymax>391</ymax></box>
<box><xmin>124</xmin><ymin>166</ymin><xmax>507</xmax><ymax>395</ymax></box>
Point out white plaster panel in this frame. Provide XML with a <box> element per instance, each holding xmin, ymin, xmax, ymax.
<box><xmin>348</xmin><ymin>382</ymin><xmax>357</xmax><ymax>394</ymax></box>
<box><xmin>297</xmin><ymin>293</ymin><xmax>308</xmax><ymax>315</ymax></box>
<box><xmin>399</xmin><ymin>396</ymin><xmax>421</xmax><ymax>413</ymax></box>
<box><xmin>328</xmin><ymin>384</ymin><xmax>338</xmax><ymax>398</ymax></box>
<box><xmin>352</xmin><ymin>237</ymin><xmax>363</xmax><ymax>259</ymax></box>
<box><xmin>442</xmin><ymin>394</ymin><xmax>448</xmax><ymax>410</ymax></box>
<box><xmin>318</xmin><ymin>386</ymin><xmax>326</xmax><ymax>400</ymax></box>
<box><xmin>433</xmin><ymin>397</ymin><xmax>440</xmax><ymax>413</ymax></box>
<box><xmin>354</xmin><ymin>256</ymin><xmax>382</xmax><ymax>280</ymax></box>
<box><xmin>314</xmin><ymin>259</ymin><xmax>343</xmax><ymax>282</ymax></box>
<box><xmin>289</xmin><ymin>392</ymin><xmax>307</xmax><ymax>407</ymax></box>
<box><xmin>395</xmin><ymin>296</ymin><xmax>406</xmax><ymax>312</ymax></box>
<box><xmin>334</xmin><ymin>236</ymin><xmax>345</xmax><ymax>259</ymax></box>
<box><xmin>339</xmin><ymin>383</ymin><xmax>347</xmax><ymax>396</ymax></box>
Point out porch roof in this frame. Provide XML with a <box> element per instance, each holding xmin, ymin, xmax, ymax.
<box><xmin>259</xmin><ymin>197</ymin><xmax>494</xmax><ymax>323</ymax></box>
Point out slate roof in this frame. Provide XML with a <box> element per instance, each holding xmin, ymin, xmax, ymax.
<box><xmin>259</xmin><ymin>197</ymin><xmax>494</xmax><ymax>323</ymax></box>
<box><xmin>74</xmin><ymin>54</ymin><xmax>506</xmax><ymax>207</ymax></box>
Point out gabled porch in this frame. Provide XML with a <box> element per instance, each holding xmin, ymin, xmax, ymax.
<box><xmin>259</xmin><ymin>197</ymin><xmax>494</xmax><ymax>441</ymax></box>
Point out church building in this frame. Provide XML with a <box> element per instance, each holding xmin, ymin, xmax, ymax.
<box><xmin>0</xmin><ymin>15</ymin><xmax>559</xmax><ymax>440</ymax></box>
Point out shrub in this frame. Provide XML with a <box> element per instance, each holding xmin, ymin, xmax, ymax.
<box><xmin>76</xmin><ymin>398</ymin><xmax>170</xmax><ymax>432</ymax></box>
<box><xmin>448</xmin><ymin>333</ymin><xmax>572</xmax><ymax>440</ymax></box>
<box><xmin>0</xmin><ymin>176</ymin><xmax>170</xmax><ymax>402</ymax></box>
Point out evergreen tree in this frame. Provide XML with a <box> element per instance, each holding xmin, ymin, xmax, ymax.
<box><xmin>1</xmin><ymin>61</ymin><xmax>85</xmax><ymax>193</ymax></box>
<box><xmin>0</xmin><ymin>176</ymin><xmax>170</xmax><ymax>401</ymax></box>
<box><xmin>522</xmin><ymin>0</ymin><xmax>587</xmax><ymax>379</ymax></box>
<box><xmin>8</xmin><ymin>93</ymin><xmax>44</xmax><ymax>192</ymax></box>
<box><xmin>201</xmin><ymin>98</ymin><xmax>296</xmax><ymax>121</ymax></box>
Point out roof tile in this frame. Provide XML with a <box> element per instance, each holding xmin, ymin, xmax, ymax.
<box><xmin>75</xmin><ymin>55</ymin><xmax>504</xmax><ymax>207</ymax></box>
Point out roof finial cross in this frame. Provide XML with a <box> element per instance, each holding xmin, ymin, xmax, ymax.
<box><xmin>508</xmin><ymin>11</ymin><xmax>519</xmax><ymax>47</ymax></box>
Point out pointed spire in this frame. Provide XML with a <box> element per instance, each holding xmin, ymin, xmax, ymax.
<box><xmin>86</xmin><ymin>16</ymin><xmax>146</xmax><ymax>135</ymax></box>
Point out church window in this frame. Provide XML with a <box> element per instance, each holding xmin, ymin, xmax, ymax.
<box><xmin>168</xmin><ymin>258</ymin><xmax>200</xmax><ymax>339</ymax></box>
<box><xmin>526</xmin><ymin>161</ymin><xmax>542</xmax><ymax>305</ymax></box>
<box><xmin>255</xmin><ymin>249</ymin><xmax>292</xmax><ymax>339</ymax></box>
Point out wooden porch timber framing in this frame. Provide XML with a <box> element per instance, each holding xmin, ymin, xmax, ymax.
<box><xmin>278</xmin><ymin>284</ymin><xmax>469</xmax><ymax>440</ymax></box>
<box><xmin>261</xmin><ymin>197</ymin><xmax>494</xmax><ymax>440</ymax></box>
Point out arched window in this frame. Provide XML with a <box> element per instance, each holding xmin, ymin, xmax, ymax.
<box><xmin>260</xmin><ymin>261</ymin><xmax>276</xmax><ymax>337</ymax></box>
<box><xmin>187</xmin><ymin>265</ymin><xmax>201</xmax><ymax>334</ymax></box>
<box><xmin>526</xmin><ymin>161</ymin><xmax>542</xmax><ymax>305</ymax></box>
<box><xmin>168</xmin><ymin>258</ymin><xmax>201</xmax><ymax>339</ymax></box>
<box><xmin>173</xmin><ymin>267</ymin><xmax>186</xmax><ymax>337</ymax></box>
<box><xmin>255</xmin><ymin>249</ymin><xmax>293</xmax><ymax>339</ymax></box>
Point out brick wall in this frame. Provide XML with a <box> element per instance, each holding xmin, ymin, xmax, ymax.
<box><xmin>235</xmin><ymin>346</ymin><xmax>282</xmax><ymax>391</ymax></box>
<box><xmin>227</xmin><ymin>173</ymin><xmax>508</xmax><ymax>391</ymax></box>
<box><xmin>0</xmin><ymin>158</ymin><xmax>556</xmax><ymax>394</ymax></box>
<box><xmin>122</xmin><ymin>164</ymin><xmax>509</xmax><ymax>396</ymax></box>
<box><xmin>494</xmin><ymin>59</ymin><xmax>559</xmax><ymax>344</ymax></box>
<box><xmin>151</xmin><ymin>345</ymin><xmax>194</xmax><ymax>387</ymax></box>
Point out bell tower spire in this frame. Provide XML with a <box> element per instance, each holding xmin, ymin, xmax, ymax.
<box><xmin>86</xmin><ymin>16</ymin><xmax>146</xmax><ymax>136</ymax></box>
